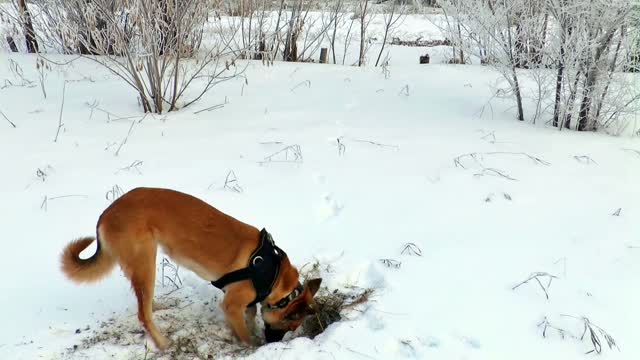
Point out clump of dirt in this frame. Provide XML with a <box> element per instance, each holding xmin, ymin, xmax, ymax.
<box><xmin>301</xmin><ymin>287</ymin><xmax>374</xmax><ymax>339</ymax></box>
<box><xmin>298</xmin><ymin>261</ymin><xmax>374</xmax><ymax>339</ymax></box>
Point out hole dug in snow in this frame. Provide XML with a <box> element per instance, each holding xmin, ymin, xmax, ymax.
<box><xmin>298</xmin><ymin>261</ymin><xmax>375</xmax><ymax>339</ymax></box>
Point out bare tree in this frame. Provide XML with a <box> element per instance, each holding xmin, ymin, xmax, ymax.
<box><xmin>375</xmin><ymin>1</ymin><xmax>406</xmax><ymax>67</ymax></box>
<box><xmin>357</xmin><ymin>0</ymin><xmax>371</xmax><ymax>66</ymax></box>
<box><xmin>437</xmin><ymin>0</ymin><xmax>527</xmax><ymax>121</ymax></box>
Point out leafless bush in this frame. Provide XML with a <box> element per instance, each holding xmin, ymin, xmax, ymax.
<box><xmin>29</xmin><ymin>0</ymin><xmax>244</xmax><ymax>114</ymax></box>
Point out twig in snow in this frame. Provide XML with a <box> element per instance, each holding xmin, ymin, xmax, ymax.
<box><xmin>85</xmin><ymin>100</ymin><xmax>100</xmax><ymax>120</ymax></box>
<box><xmin>117</xmin><ymin>160</ymin><xmax>144</xmax><ymax>174</ymax></box>
<box><xmin>622</xmin><ymin>148</ymin><xmax>640</xmax><ymax>158</ymax></box>
<box><xmin>379</xmin><ymin>258</ymin><xmax>401</xmax><ymax>269</ymax></box>
<box><xmin>193</xmin><ymin>97</ymin><xmax>229</xmax><ymax>114</ymax></box>
<box><xmin>512</xmin><ymin>272</ymin><xmax>558</xmax><ymax>300</ymax></box>
<box><xmin>454</xmin><ymin>152</ymin><xmax>551</xmax><ymax>169</ymax></box>
<box><xmin>40</xmin><ymin>194</ymin><xmax>88</xmax><ymax>211</ymax></box>
<box><xmin>480</xmin><ymin>131</ymin><xmax>497</xmax><ymax>144</ymax></box>
<box><xmin>337</xmin><ymin>137</ymin><xmax>346</xmax><ymax>156</ymax></box>
<box><xmin>611</xmin><ymin>208</ymin><xmax>622</xmax><ymax>216</ymax></box>
<box><xmin>259</xmin><ymin>141</ymin><xmax>284</xmax><ymax>145</ymax></box>
<box><xmin>352</xmin><ymin>139</ymin><xmax>399</xmax><ymax>150</ymax></box>
<box><xmin>398</xmin><ymin>85</ymin><xmax>410</xmax><ymax>97</ymax></box>
<box><xmin>0</xmin><ymin>109</ymin><xmax>16</xmax><ymax>128</ymax></box>
<box><xmin>89</xmin><ymin>106</ymin><xmax>137</xmax><ymax>122</ymax></box>
<box><xmin>223</xmin><ymin>170</ymin><xmax>243</xmax><ymax>193</ymax></box>
<box><xmin>474</xmin><ymin>168</ymin><xmax>518</xmax><ymax>181</ymax></box>
<box><xmin>115</xmin><ymin>115</ymin><xmax>146</xmax><ymax>156</ymax></box>
<box><xmin>161</xmin><ymin>257</ymin><xmax>182</xmax><ymax>290</ymax></box>
<box><xmin>574</xmin><ymin>155</ymin><xmax>598</xmax><ymax>165</ymax></box>
<box><xmin>36</xmin><ymin>166</ymin><xmax>54</xmax><ymax>182</ymax></box>
<box><xmin>538</xmin><ymin>317</ymin><xmax>568</xmax><ymax>339</ymax></box>
<box><xmin>560</xmin><ymin>315</ymin><xmax>619</xmax><ymax>354</ymax></box>
<box><xmin>401</xmin><ymin>243</ymin><xmax>422</xmax><ymax>256</ymax></box>
<box><xmin>54</xmin><ymin>82</ymin><xmax>66</xmax><ymax>142</ymax></box>
<box><xmin>260</xmin><ymin>145</ymin><xmax>303</xmax><ymax>165</ymax></box>
<box><xmin>106</xmin><ymin>185</ymin><xmax>124</xmax><ymax>202</ymax></box>
<box><xmin>291</xmin><ymin>80</ymin><xmax>311</xmax><ymax>92</ymax></box>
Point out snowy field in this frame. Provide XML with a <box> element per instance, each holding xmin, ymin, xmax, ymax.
<box><xmin>1</xmin><ymin>10</ymin><xmax>640</xmax><ymax>360</ymax></box>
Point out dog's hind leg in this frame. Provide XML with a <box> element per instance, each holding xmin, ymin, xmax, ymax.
<box><xmin>127</xmin><ymin>245</ymin><xmax>170</xmax><ymax>351</ymax></box>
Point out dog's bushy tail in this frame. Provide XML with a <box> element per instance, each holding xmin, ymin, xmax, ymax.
<box><xmin>60</xmin><ymin>236</ymin><xmax>116</xmax><ymax>283</ymax></box>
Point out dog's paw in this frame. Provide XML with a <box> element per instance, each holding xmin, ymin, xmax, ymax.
<box><xmin>152</xmin><ymin>299</ymin><xmax>176</xmax><ymax>312</ymax></box>
<box><xmin>154</xmin><ymin>336</ymin><xmax>173</xmax><ymax>352</ymax></box>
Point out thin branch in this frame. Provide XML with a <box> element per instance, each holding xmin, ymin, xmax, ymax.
<box><xmin>54</xmin><ymin>81</ymin><xmax>66</xmax><ymax>142</ymax></box>
<box><xmin>0</xmin><ymin>109</ymin><xmax>16</xmax><ymax>128</ymax></box>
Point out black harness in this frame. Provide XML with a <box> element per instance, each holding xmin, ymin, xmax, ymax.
<box><xmin>211</xmin><ymin>228</ymin><xmax>296</xmax><ymax>308</ymax></box>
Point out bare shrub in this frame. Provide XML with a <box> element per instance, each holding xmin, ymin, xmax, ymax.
<box><xmin>32</xmin><ymin>0</ymin><xmax>245</xmax><ymax>114</ymax></box>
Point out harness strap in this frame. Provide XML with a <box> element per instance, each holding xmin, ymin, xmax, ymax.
<box><xmin>210</xmin><ymin>267</ymin><xmax>252</xmax><ymax>289</ymax></box>
<box><xmin>211</xmin><ymin>228</ymin><xmax>286</xmax><ymax>307</ymax></box>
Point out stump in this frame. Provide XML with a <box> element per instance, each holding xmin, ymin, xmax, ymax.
<box><xmin>319</xmin><ymin>48</ymin><xmax>328</xmax><ymax>64</ymax></box>
<box><xmin>419</xmin><ymin>54</ymin><xmax>430</xmax><ymax>64</ymax></box>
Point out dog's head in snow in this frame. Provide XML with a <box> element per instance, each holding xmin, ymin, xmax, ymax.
<box><xmin>261</xmin><ymin>275</ymin><xmax>322</xmax><ymax>342</ymax></box>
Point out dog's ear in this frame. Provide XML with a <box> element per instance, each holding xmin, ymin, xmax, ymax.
<box><xmin>306</xmin><ymin>278</ymin><xmax>322</xmax><ymax>297</ymax></box>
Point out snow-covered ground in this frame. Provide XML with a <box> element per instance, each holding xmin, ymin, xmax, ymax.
<box><xmin>1</xmin><ymin>12</ymin><xmax>640</xmax><ymax>360</ymax></box>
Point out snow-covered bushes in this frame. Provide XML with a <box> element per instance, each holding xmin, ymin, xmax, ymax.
<box><xmin>437</xmin><ymin>0</ymin><xmax>639</xmax><ymax>133</ymax></box>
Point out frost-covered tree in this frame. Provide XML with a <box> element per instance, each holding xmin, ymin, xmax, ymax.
<box><xmin>437</xmin><ymin>0</ymin><xmax>638</xmax><ymax>132</ymax></box>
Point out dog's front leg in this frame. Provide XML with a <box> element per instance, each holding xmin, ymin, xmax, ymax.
<box><xmin>221</xmin><ymin>284</ymin><xmax>255</xmax><ymax>345</ymax></box>
<box><xmin>245</xmin><ymin>305</ymin><xmax>257</xmax><ymax>336</ymax></box>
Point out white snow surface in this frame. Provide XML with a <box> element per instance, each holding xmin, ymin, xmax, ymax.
<box><xmin>1</xmin><ymin>22</ymin><xmax>640</xmax><ymax>360</ymax></box>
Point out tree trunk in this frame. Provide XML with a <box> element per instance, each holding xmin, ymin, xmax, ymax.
<box><xmin>512</xmin><ymin>68</ymin><xmax>525</xmax><ymax>121</ymax></box>
<box><xmin>457</xmin><ymin>23</ymin><xmax>464</xmax><ymax>64</ymax></box>
<box><xmin>18</xmin><ymin>0</ymin><xmax>39</xmax><ymax>53</ymax></box>
<box><xmin>6</xmin><ymin>35</ymin><xmax>19</xmax><ymax>52</ymax></box>
<box><xmin>358</xmin><ymin>0</ymin><xmax>369</xmax><ymax>67</ymax></box>
<box><xmin>595</xmin><ymin>28</ymin><xmax>624</xmax><ymax>123</ymax></box>
<box><xmin>552</xmin><ymin>30</ymin><xmax>566</xmax><ymax>127</ymax></box>
<box><xmin>577</xmin><ymin>28</ymin><xmax>617</xmax><ymax>131</ymax></box>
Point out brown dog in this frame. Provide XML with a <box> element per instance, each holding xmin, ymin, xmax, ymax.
<box><xmin>60</xmin><ymin>187</ymin><xmax>321</xmax><ymax>350</ymax></box>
